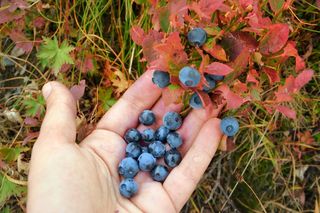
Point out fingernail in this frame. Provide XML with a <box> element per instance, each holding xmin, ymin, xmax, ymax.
<box><xmin>42</xmin><ymin>82</ymin><xmax>52</xmax><ymax>100</ymax></box>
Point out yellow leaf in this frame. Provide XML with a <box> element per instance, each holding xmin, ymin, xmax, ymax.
<box><xmin>110</xmin><ymin>70</ymin><xmax>132</xmax><ymax>97</ymax></box>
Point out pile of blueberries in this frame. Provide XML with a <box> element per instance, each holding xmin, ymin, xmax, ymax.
<box><xmin>118</xmin><ymin>110</ymin><xmax>184</xmax><ymax>198</ymax></box>
<box><xmin>151</xmin><ymin>27</ymin><xmax>224</xmax><ymax>109</ymax></box>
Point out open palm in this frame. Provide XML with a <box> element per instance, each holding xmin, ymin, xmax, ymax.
<box><xmin>27</xmin><ymin>71</ymin><xmax>223</xmax><ymax>213</ymax></box>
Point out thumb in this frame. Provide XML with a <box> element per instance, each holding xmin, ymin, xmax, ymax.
<box><xmin>37</xmin><ymin>81</ymin><xmax>77</xmax><ymax>144</ymax></box>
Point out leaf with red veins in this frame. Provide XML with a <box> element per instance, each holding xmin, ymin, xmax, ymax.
<box><xmin>222</xmin><ymin>32</ymin><xmax>258</xmax><ymax>61</ymax></box>
<box><xmin>263</xmin><ymin>67</ymin><xmax>280</xmax><ymax>84</ymax></box>
<box><xmin>9</xmin><ymin>30</ymin><xmax>33</xmax><ymax>53</ymax></box>
<box><xmin>0</xmin><ymin>9</ymin><xmax>25</xmax><ymax>24</ymax></box>
<box><xmin>190</xmin><ymin>0</ymin><xmax>224</xmax><ymax>20</ymax></box>
<box><xmin>259</xmin><ymin>23</ymin><xmax>289</xmax><ymax>55</ymax></box>
<box><xmin>246</xmin><ymin>69</ymin><xmax>259</xmax><ymax>85</ymax></box>
<box><xmin>168</xmin><ymin>0</ymin><xmax>188</xmax><ymax>29</ymax></box>
<box><xmin>276</xmin><ymin>105</ymin><xmax>296</xmax><ymax>119</ymax></box>
<box><xmin>294</xmin><ymin>69</ymin><xmax>314</xmax><ymax>91</ymax></box>
<box><xmin>70</xmin><ymin>80</ymin><xmax>86</xmax><ymax>101</ymax></box>
<box><xmin>153</xmin><ymin>32</ymin><xmax>188</xmax><ymax>73</ymax></box>
<box><xmin>141</xmin><ymin>30</ymin><xmax>164</xmax><ymax>63</ymax></box>
<box><xmin>281</xmin><ymin>41</ymin><xmax>306</xmax><ymax>72</ymax></box>
<box><xmin>203</xmin><ymin>43</ymin><xmax>228</xmax><ymax>61</ymax></box>
<box><xmin>275</xmin><ymin>75</ymin><xmax>295</xmax><ymax>102</ymax></box>
<box><xmin>233</xmin><ymin>80</ymin><xmax>248</xmax><ymax>93</ymax></box>
<box><xmin>217</xmin><ymin>84</ymin><xmax>248</xmax><ymax>110</ymax></box>
<box><xmin>130</xmin><ymin>26</ymin><xmax>145</xmax><ymax>46</ymax></box>
<box><xmin>204</xmin><ymin>62</ymin><xmax>233</xmax><ymax>76</ymax></box>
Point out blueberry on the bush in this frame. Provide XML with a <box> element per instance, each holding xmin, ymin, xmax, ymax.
<box><xmin>187</xmin><ymin>28</ymin><xmax>207</xmax><ymax>47</ymax></box>
<box><xmin>163</xmin><ymin>111</ymin><xmax>182</xmax><ymax>130</ymax></box>
<box><xmin>164</xmin><ymin>149</ymin><xmax>182</xmax><ymax>168</ymax></box>
<box><xmin>119</xmin><ymin>178</ymin><xmax>138</xmax><ymax>198</ymax></box>
<box><xmin>148</xmin><ymin>141</ymin><xmax>166</xmax><ymax>158</ymax></box>
<box><xmin>118</xmin><ymin>157</ymin><xmax>139</xmax><ymax>178</ymax></box>
<box><xmin>166</xmin><ymin>132</ymin><xmax>182</xmax><ymax>148</ymax></box>
<box><xmin>124</xmin><ymin>128</ymin><xmax>141</xmax><ymax>143</ymax></box>
<box><xmin>179</xmin><ymin>66</ymin><xmax>201</xmax><ymax>88</ymax></box>
<box><xmin>189</xmin><ymin>93</ymin><xmax>203</xmax><ymax>109</ymax></box>
<box><xmin>152</xmin><ymin>70</ymin><xmax>170</xmax><ymax>88</ymax></box>
<box><xmin>211</xmin><ymin>74</ymin><xmax>224</xmax><ymax>81</ymax></box>
<box><xmin>151</xmin><ymin>165</ymin><xmax>169</xmax><ymax>182</ymax></box>
<box><xmin>138</xmin><ymin>153</ymin><xmax>156</xmax><ymax>171</ymax></box>
<box><xmin>139</xmin><ymin>110</ymin><xmax>156</xmax><ymax>126</ymax></box>
<box><xmin>125</xmin><ymin>143</ymin><xmax>142</xmax><ymax>159</ymax></box>
<box><xmin>203</xmin><ymin>74</ymin><xmax>216</xmax><ymax>92</ymax></box>
<box><xmin>155</xmin><ymin>125</ymin><xmax>170</xmax><ymax>142</ymax></box>
<box><xmin>142</xmin><ymin>128</ymin><xmax>155</xmax><ymax>142</ymax></box>
<box><xmin>220</xmin><ymin>117</ymin><xmax>239</xmax><ymax>137</ymax></box>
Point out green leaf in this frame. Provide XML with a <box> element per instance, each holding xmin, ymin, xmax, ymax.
<box><xmin>23</xmin><ymin>95</ymin><xmax>45</xmax><ymax>117</ymax></box>
<box><xmin>37</xmin><ymin>37</ymin><xmax>74</xmax><ymax>75</ymax></box>
<box><xmin>168</xmin><ymin>84</ymin><xmax>180</xmax><ymax>90</ymax></box>
<box><xmin>268</xmin><ymin>0</ymin><xmax>284</xmax><ymax>13</ymax></box>
<box><xmin>0</xmin><ymin>147</ymin><xmax>29</xmax><ymax>163</ymax></box>
<box><xmin>98</xmin><ymin>88</ymin><xmax>117</xmax><ymax>111</ymax></box>
<box><xmin>159</xmin><ymin>8</ymin><xmax>170</xmax><ymax>33</ymax></box>
<box><xmin>0</xmin><ymin>174</ymin><xmax>26</xmax><ymax>204</ymax></box>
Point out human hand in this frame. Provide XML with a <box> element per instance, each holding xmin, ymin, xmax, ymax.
<box><xmin>27</xmin><ymin>71</ymin><xmax>223</xmax><ymax>213</ymax></box>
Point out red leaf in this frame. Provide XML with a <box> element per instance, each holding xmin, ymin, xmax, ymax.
<box><xmin>259</xmin><ymin>23</ymin><xmax>289</xmax><ymax>55</ymax></box>
<box><xmin>233</xmin><ymin>80</ymin><xmax>248</xmax><ymax>93</ymax></box>
<box><xmin>263</xmin><ymin>67</ymin><xmax>280</xmax><ymax>84</ymax></box>
<box><xmin>9</xmin><ymin>30</ymin><xmax>33</xmax><ymax>53</ymax></box>
<box><xmin>190</xmin><ymin>0</ymin><xmax>224</xmax><ymax>19</ymax></box>
<box><xmin>70</xmin><ymin>80</ymin><xmax>86</xmax><ymax>101</ymax></box>
<box><xmin>281</xmin><ymin>41</ymin><xmax>306</xmax><ymax>72</ymax></box>
<box><xmin>317</xmin><ymin>0</ymin><xmax>320</xmax><ymax>8</ymax></box>
<box><xmin>217</xmin><ymin>84</ymin><xmax>247</xmax><ymax>109</ymax></box>
<box><xmin>169</xmin><ymin>0</ymin><xmax>188</xmax><ymax>29</ymax></box>
<box><xmin>130</xmin><ymin>26</ymin><xmax>145</xmax><ymax>46</ymax></box>
<box><xmin>76</xmin><ymin>56</ymin><xmax>94</xmax><ymax>73</ymax></box>
<box><xmin>33</xmin><ymin>17</ymin><xmax>46</xmax><ymax>29</ymax></box>
<box><xmin>24</xmin><ymin>117</ymin><xmax>39</xmax><ymax>126</ymax></box>
<box><xmin>275</xmin><ymin>75</ymin><xmax>295</xmax><ymax>102</ymax></box>
<box><xmin>204</xmin><ymin>62</ymin><xmax>233</xmax><ymax>76</ymax></box>
<box><xmin>142</xmin><ymin>30</ymin><xmax>164</xmax><ymax>63</ymax></box>
<box><xmin>294</xmin><ymin>69</ymin><xmax>314</xmax><ymax>91</ymax></box>
<box><xmin>196</xmin><ymin>90</ymin><xmax>212</xmax><ymax>107</ymax></box>
<box><xmin>203</xmin><ymin>44</ymin><xmax>227</xmax><ymax>61</ymax></box>
<box><xmin>239</xmin><ymin>0</ymin><xmax>253</xmax><ymax>9</ymax></box>
<box><xmin>246</xmin><ymin>69</ymin><xmax>259</xmax><ymax>85</ymax></box>
<box><xmin>276</xmin><ymin>105</ymin><xmax>296</xmax><ymax>119</ymax></box>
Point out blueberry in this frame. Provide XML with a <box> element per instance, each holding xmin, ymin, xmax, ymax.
<box><xmin>124</xmin><ymin>128</ymin><xmax>141</xmax><ymax>143</ymax></box>
<box><xmin>179</xmin><ymin>66</ymin><xmax>201</xmax><ymax>87</ymax></box>
<box><xmin>166</xmin><ymin>132</ymin><xmax>182</xmax><ymax>148</ymax></box>
<box><xmin>141</xmin><ymin>146</ymin><xmax>149</xmax><ymax>153</ymax></box>
<box><xmin>125</xmin><ymin>143</ymin><xmax>142</xmax><ymax>159</ymax></box>
<box><xmin>152</xmin><ymin>70</ymin><xmax>170</xmax><ymax>88</ymax></box>
<box><xmin>210</xmin><ymin>74</ymin><xmax>224</xmax><ymax>81</ymax></box>
<box><xmin>148</xmin><ymin>141</ymin><xmax>166</xmax><ymax>158</ymax></box>
<box><xmin>220</xmin><ymin>117</ymin><xmax>239</xmax><ymax>137</ymax></box>
<box><xmin>142</xmin><ymin>128</ymin><xmax>155</xmax><ymax>142</ymax></box>
<box><xmin>203</xmin><ymin>74</ymin><xmax>216</xmax><ymax>92</ymax></box>
<box><xmin>138</xmin><ymin>153</ymin><xmax>156</xmax><ymax>171</ymax></box>
<box><xmin>187</xmin><ymin>28</ymin><xmax>207</xmax><ymax>47</ymax></box>
<box><xmin>163</xmin><ymin>112</ymin><xmax>182</xmax><ymax>130</ymax></box>
<box><xmin>151</xmin><ymin>165</ymin><xmax>169</xmax><ymax>182</ymax></box>
<box><xmin>139</xmin><ymin>110</ymin><xmax>156</xmax><ymax>126</ymax></box>
<box><xmin>119</xmin><ymin>178</ymin><xmax>138</xmax><ymax>198</ymax></box>
<box><xmin>164</xmin><ymin>149</ymin><xmax>182</xmax><ymax>168</ymax></box>
<box><xmin>155</xmin><ymin>126</ymin><xmax>170</xmax><ymax>142</ymax></box>
<box><xmin>118</xmin><ymin>157</ymin><xmax>139</xmax><ymax>178</ymax></box>
<box><xmin>189</xmin><ymin>93</ymin><xmax>203</xmax><ymax>109</ymax></box>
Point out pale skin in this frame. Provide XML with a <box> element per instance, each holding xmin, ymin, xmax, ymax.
<box><xmin>27</xmin><ymin>71</ymin><xmax>223</xmax><ymax>213</ymax></box>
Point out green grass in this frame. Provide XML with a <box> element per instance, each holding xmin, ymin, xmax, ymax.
<box><xmin>1</xmin><ymin>0</ymin><xmax>320</xmax><ymax>212</ymax></box>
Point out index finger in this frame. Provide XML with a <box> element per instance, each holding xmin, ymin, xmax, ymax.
<box><xmin>96</xmin><ymin>71</ymin><xmax>162</xmax><ymax>136</ymax></box>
